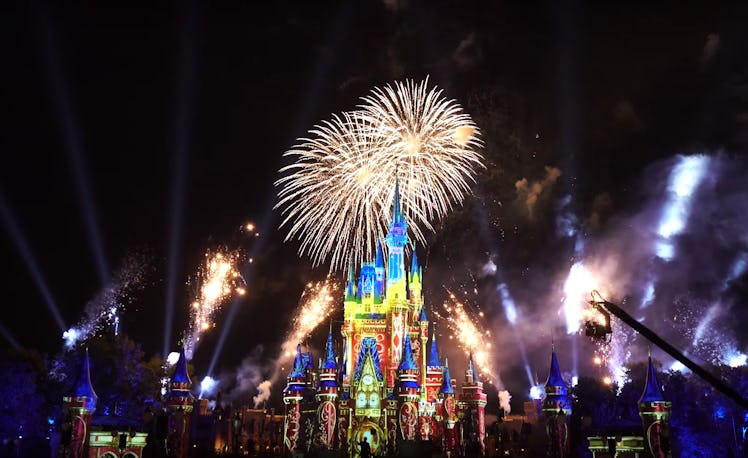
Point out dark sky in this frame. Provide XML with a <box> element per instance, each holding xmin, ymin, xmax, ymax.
<box><xmin>2</xmin><ymin>1</ymin><xmax>748</xmax><ymax>407</ymax></box>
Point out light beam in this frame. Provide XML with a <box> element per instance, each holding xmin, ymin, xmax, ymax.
<box><xmin>0</xmin><ymin>192</ymin><xmax>66</xmax><ymax>332</ymax></box>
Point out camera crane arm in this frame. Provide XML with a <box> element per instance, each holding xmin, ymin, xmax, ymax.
<box><xmin>589</xmin><ymin>291</ymin><xmax>748</xmax><ymax>411</ymax></box>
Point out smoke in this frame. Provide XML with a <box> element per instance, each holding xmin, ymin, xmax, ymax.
<box><xmin>446</xmin><ymin>151</ymin><xmax>748</xmax><ymax>406</ymax></box>
<box><xmin>214</xmin><ymin>345</ymin><xmax>270</xmax><ymax>404</ymax></box>
<box><xmin>557</xmin><ymin>153</ymin><xmax>748</xmax><ymax>369</ymax></box>
<box><xmin>515</xmin><ymin>167</ymin><xmax>562</xmax><ymax>218</ymax></box>
<box><xmin>253</xmin><ymin>380</ymin><xmax>272</xmax><ymax>408</ymax></box>
<box><xmin>702</xmin><ymin>33</ymin><xmax>720</xmax><ymax>64</ymax></box>
<box><xmin>498</xmin><ymin>390</ymin><xmax>511</xmax><ymax>414</ymax></box>
<box><xmin>586</xmin><ymin>193</ymin><xmax>613</xmax><ymax>231</ymax></box>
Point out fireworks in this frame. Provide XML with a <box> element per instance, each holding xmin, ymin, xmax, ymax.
<box><xmin>63</xmin><ymin>253</ymin><xmax>148</xmax><ymax>348</ymax></box>
<box><xmin>276</xmin><ymin>112</ymin><xmax>393</xmax><ymax>270</ymax></box>
<box><xmin>276</xmin><ymin>78</ymin><xmax>483</xmax><ymax>271</ymax></box>
<box><xmin>184</xmin><ymin>249</ymin><xmax>246</xmax><ymax>360</ymax></box>
<box><xmin>280</xmin><ymin>276</ymin><xmax>340</xmax><ymax>361</ymax></box>
<box><xmin>438</xmin><ymin>293</ymin><xmax>496</xmax><ymax>384</ymax></box>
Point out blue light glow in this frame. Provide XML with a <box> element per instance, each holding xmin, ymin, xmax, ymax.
<box><xmin>725</xmin><ymin>351</ymin><xmax>746</xmax><ymax>368</ymax></box>
<box><xmin>639</xmin><ymin>283</ymin><xmax>655</xmax><ymax>309</ymax></box>
<box><xmin>497</xmin><ymin>283</ymin><xmax>517</xmax><ymax>324</ymax></box>
<box><xmin>655</xmin><ymin>155</ymin><xmax>710</xmax><ymax>261</ymax></box>
<box><xmin>200</xmin><ymin>376</ymin><xmax>218</xmax><ymax>396</ymax></box>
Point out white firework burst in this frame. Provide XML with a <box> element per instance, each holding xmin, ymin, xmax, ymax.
<box><xmin>276</xmin><ymin>78</ymin><xmax>483</xmax><ymax>271</ymax></box>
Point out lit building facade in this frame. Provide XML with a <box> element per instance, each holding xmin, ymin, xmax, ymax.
<box><xmin>282</xmin><ymin>183</ymin><xmax>486</xmax><ymax>457</ymax></box>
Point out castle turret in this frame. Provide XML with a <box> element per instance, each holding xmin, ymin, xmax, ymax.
<box><xmin>63</xmin><ymin>348</ymin><xmax>97</xmax><ymax>458</ymax></box>
<box><xmin>316</xmin><ymin>329</ymin><xmax>339</xmax><ymax>450</ymax></box>
<box><xmin>166</xmin><ymin>348</ymin><xmax>194</xmax><ymax>458</ymax></box>
<box><xmin>386</xmin><ymin>177</ymin><xmax>408</xmax><ymax>301</ymax></box>
<box><xmin>542</xmin><ymin>345</ymin><xmax>571</xmax><ymax>458</ymax></box>
<box><xmin>397</xmin><ymin>335</ymin><xmax>420</xmax><ymax>442</ymax></box>
<box><xmin>409</xmin><ymin>250</ymin><xmax>423</xmax><ymax>306</ymax></box>
<box><xmin>459</xmin><ymin>354</ymin><xmax>487</xmax><ymax>456</ymax></box>
<box><xmin>345</xmin><ymin>261</ymin><xmax>356</xmax><ymax>303</ymax></box>
<box><xmin>638</xmin><ymin>355</ymin><xmax>671</xmax><ymax>458</ymax></box>
<box><xmin>375</xmin><ymin>240</ymin><xmax>385</xmax><ymax>300</ymax></box>
<box><xmin>283</xmin><ymin>344</ymin><xmax>306</xmax><ymax>455</ymax></box>
<box><xmin>425</xmin><ymin>327</ymin><xmax>444</xmax><ymax>403</ymax></box>
<box><xmin>418</xmin><ymin>306</ymin><xmax>429</xmax><ymax>399</ymax></box>
<box><xmin>386</xmin><ymin>178</ymin><xmax>409</xmax><ymax>386</ymax></box>
<box><xmin>440</xmin><ymin>358</ymin><xmax>460</xmax><ymax>455</ymax></box>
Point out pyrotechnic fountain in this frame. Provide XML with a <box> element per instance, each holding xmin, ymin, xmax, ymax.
<box><xmin>183</xmin><ymin>248</ymin><xmax>246</xmax><ymax>360</ymax></box>
<box><xmin>437</xmin><ymin>292</ymin><xmax>497</xmax><ymax>385</ymax></box>
<box><xmin>250</xmin><ymin>276</ymin><xmax>340</xmax><ymax>407</ymax></box>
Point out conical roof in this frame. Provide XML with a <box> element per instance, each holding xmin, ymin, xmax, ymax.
<box><xmin>440</xmin><ymin>358</ymin><xmax>454</xmax><ymax>394</ymax></box>
<box><xmin>375</xmin><ymin>241</ymin><xmax>384</xmax><ymax>268</ymax></box>
<box><xmin>428</xmin><ymin>329</ymin><xmax>441</xmax><ymax>367</ymax></box>
<box><xmin>322</xmin><ymin>329</ymin><xmax>337</xmax><ymax>370</ymax></box>
<box><xmin>545</xmin><ymin>348</ymin><xmax>567</xmax><ymax>395</ymax></box>
<box><xmin>70</xmin><ymin>348</ymin><xmax>97</xmax><ymax>402</ymax></box>
<box><xmin>418</xmin><ymin>304</ymin><xmax>428</xmax><ymax>322</ymax></box>
<box><xmin>639</xmin><ymin>355</ymin><xmax>666</xmax><ymax>403</ymax></box>
<box><xmin>399</xmin><ymin>334</ymin><xmax>417</xmax><ymax>371</ymax></box>
<box><xmin>392</xmin><ymin>176</ymin><xmax>404</xmax><ymax>226</ymax></box>
<box><xmin>289</xmin><ymin>344</ymin><xmax>306</xmax><ymax>379</ymax></box>
<box><xmin>171</xmin><ymin>348</ymin><xmax>191</xmax><ymax>385</ymax></box>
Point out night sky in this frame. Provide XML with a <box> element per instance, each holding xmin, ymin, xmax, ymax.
<box><xmin>2</xmin><ymin>1</ymin><xmax>748</xmax><ymax>407</ymax></box>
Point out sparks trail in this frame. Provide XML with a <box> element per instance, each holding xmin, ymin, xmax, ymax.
<box><xmin>276</xmin><ymin>78</ymin><xmax>483</xmax><ymax>271</ymax></box>
<box><xmin>281</xmin><ymin>276</ymin><xmax>341</xmax><ymax>362</ymax></box>
<box><xmin>63</xmin><ymin>252</ymin><xmax>149</xmax><ymax>348</ymax></box>
<box><xmin>252</xmin><ymin>276</ymin><xmax>341</xmax><ymax>408</ymax></box>
<box><xmin>436</xmin><ymin>289</ymin><xmax>498</xmax><ymax>386</ymax></box>
<box><xmin>183</xmin><ymin>248</ymin><xmax>247</xmax><ymax>360</ymax></box>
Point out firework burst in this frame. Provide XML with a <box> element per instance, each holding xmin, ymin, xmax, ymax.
<box><xmin>437</xmin><ymin>292</ymin><xmax>497</xmax><ymax>384</ymax></box>
<box><xmin>280</xmin><ymin>276</ymin><xmax>341</xmax><ymax>361</ymax></box>
<box><xmin>276</xmin><ymin>78</ymin><xmax>483</xmax><ymax>271</ymax></box>
<box><xmin>184</xmin><ymin>248</ymin><xmax>246</xmax><ymax>360</ymax></box>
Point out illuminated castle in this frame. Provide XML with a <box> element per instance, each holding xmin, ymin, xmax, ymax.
<box><xmin>282</xmin><ymin>182</ymin><xmax>486</xmax><ymax>457</ymax></box>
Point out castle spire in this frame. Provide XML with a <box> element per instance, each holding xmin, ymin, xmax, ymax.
<box><xmin>637</xmin><ymin>354</ymin><xmax>672</xmax><ymax>457</ymax></box>
<box><xmin>392</xmin><ymin>175</ymin><xmax>404</xmax><ymax>226</ymax></box>
<box><xmin>398</xmin><ymin>334</ymin><xmax>417</xmax><ymax>371</ymax></box>
<box><xmin>322</xmin><ymin>327</ymin><xmax>337</xmax><ymax>370</ymax></box>
<box><xmin>345</xmin><ymin>258</ymin><xmax>356</xmax><ymax>301</ymax></box>
<box><xmin>639</xmin><ymin>354</ymin><xmax>665</xmax><ymax>403</ymax></box>
<box><xmin>70</xmin><ymin>347</ymin><xmax>97</xmax><ymax>410</ymax></box>
<box><xmin>418</xmin><ymin>304</ymin><xmax>428</xmax><ymax>322</ymax></box>
<box><xmin>466</xmin><ymin>352</ymin><xmax>475</xmax><ymax>382</ymax></box>
<box><xmin>545</xmin><ymin>347</ymin><xmax>566</xmax><ymax>394</ymax></box>
<box><xmin>440</xmin><ymin>358</ymin><xmax>454</xmax><ymax>394</ymax></box>
<box><xmin>411</xmin><ymin>249</ymin><xmax>419</xmax><ymax>274</ymax></box>
<box><xmin>289</xmin><ymin>343</ymin><xmax>306</xmax><ymax>378</ymax></box>
<box><xmin>375</xmin><ymin>240</ymin><xmax>384</xmax><ymax>269</ymax></box>
<box><xmin>171</xmin><ymin>347</ymin><xmax>192</xmax><ymax>386</ymax></box>
<box><xmin>428</xmin><ymin>327</ymin><xmax>441</xmax><ymax>367</ymax></box>
<box><xmin>386</xmin><ymin>179</ymin><xmax>408</xmax><ymax>298</ymax></box>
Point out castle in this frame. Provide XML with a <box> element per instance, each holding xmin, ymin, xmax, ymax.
<box><xmin>281</xmin><ymin>182</ymin><xmax>487</xmax><ymax>457</ymax></box>
<box><xmin>56</xmin><ymin>181</ymin><xmax>673</xmax><ymax>457</ymax></box>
